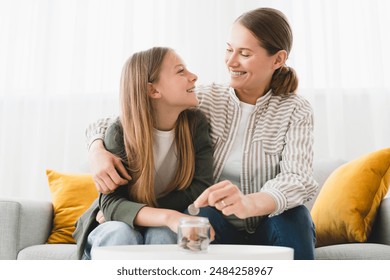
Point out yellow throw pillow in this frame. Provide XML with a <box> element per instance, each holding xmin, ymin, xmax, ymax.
<box><xmin>46</xmin><ymin>169</ymin><xmax>98</xmax><ymax>244</ymax></box>
<box><xmin>311</xmin><ymin>148</ymin><xmax>390</xmax><ymax>247</ymax></box>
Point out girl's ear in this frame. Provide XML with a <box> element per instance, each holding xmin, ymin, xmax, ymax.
<box><xmin>147</xmin><ymin>83</ymin><xmax>161</xmax><ymax>99</ymax></box>
<box><xmin>273</xmin><ymin>50</ymin><xmax>287</xmax><ymax>70</ymax></box>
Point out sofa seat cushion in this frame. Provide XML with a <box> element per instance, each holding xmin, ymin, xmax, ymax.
<box><xmin>17</xmin><ymin>244</ymin><xmax>77</xmax><ymax>260</ymax></box>
<box><xmin>315</xmin><ymin>243</ymin><xmax>390</xmax><ymax>260</ymax></box>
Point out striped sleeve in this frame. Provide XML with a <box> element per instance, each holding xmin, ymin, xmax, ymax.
<box><xmin>261</xmin><ymin>96</ymin><xmax>318</xmax><ymax>216</ymax></box>
<box><xmin>85</xmin><ymin>116</ymin><xmax>117</xmax><ymax>149</ymax></box>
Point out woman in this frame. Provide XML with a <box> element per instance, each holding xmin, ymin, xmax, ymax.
<box><xmin>74</xmin><ymin>47</ymin><xmax>214</xmax><ymax>260</ymax></box>
<box><xmin>85</xmin><ymin>8</ymin><xmax>318</xmax><ymax>259</ymax></box>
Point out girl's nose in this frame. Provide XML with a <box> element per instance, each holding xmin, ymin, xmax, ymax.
<box><xmin>190</xmin><ymin>72</ymin><xmax>198</xmax><ymax>82</ymax></box>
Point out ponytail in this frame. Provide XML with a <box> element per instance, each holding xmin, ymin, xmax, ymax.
<box><xmin>270</xmin><ymin>65</ymin><xmax>298</xmax><ymax>96</ymax></box>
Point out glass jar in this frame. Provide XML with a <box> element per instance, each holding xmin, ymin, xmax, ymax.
<box><xmin>177</xmin><ymin>217</ymin><xmax>210</xmax><ymax>252</ymax></box>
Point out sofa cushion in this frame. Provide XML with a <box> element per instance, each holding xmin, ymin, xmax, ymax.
<box><xmin>315</xmin><ymin>243</ymin><xmax>390</xmax><ymax>260</ymax></box>
<box><xmin>17</xmin><ymin>244</ymin><xmax>77</xmax><ymax>260</ymax></box>
<box><xmin>305</xmin><ymin>159</ymin><xmax>346</xmax><ymax>210</ymax></box>
<box><xmin>311</xmin><ymin>148</ymin><xmax>390</xmax><ymax>247</ymax></box>
<box><xmin>46</xmin><ymin>170</ymin><xmax>98</xmax><ymax>244</ymax></box>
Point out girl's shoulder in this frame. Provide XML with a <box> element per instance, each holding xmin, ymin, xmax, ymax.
<box><xmin>184</xmin><ymin>108</ymin><xmax>209</xmax><ymax>136</ymax></box>
<box><xmin>104</xmin><ymin>117</ymin><xmax>125</xmax><ymax>156</ymax></box>
<box><xmin>185</xmin><ymin>108</ymin><xmax>208</xmax><ymax>122</ymax></box>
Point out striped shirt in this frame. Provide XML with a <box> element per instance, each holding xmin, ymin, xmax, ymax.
<box><xmin>196</xmin><ymin>83</ymin><xmax>318</xmax><ymax>232</ymax></box>
<box><xmin>86</xmin><ymin>83</ymin><xmax>318</xmax><ymax>233</ymax></box>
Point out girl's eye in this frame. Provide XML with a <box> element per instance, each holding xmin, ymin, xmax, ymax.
<box><xmin>226</xmin><ymin>48</ymin><xmax>233</xmax><ymax>53</ymax></box>
<box><xmin>177</xmin><ymin>68</ymin><xmax>185</xmax><ymax>74</ymax></box>
<box><xmin>241</xmin><ymin>52</ymin><xmax>250</xmax><ymax>57</ymax></box>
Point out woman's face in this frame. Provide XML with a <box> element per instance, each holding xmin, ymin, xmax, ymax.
<box><xmin>225</xmin><ymin>22</ymin><xmax>280</xmax><ymax>101</ymax></box>
<box><xmin>152</xmin><ymin>51</ymin><xmax>198</xmax><ymax>111</ymax></box>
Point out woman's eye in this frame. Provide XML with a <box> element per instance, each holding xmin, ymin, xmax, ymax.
<box><xmin>177</xmin><ymin>68</ymin><xmax>184</xmax><ymax>74</ymax></box>
<box><xmin>226</xmin><ymin>48</ymin><xmax>233</xmax><ymax>53</ymax></box>
<box><xmin>241</xmin><ymin>52</ymin><xmax>250</xmax><ymax>57</ymax></box>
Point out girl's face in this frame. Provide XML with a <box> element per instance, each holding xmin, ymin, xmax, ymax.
<box><xmin>151</xmin><ymin>51</ymin><xmax>198</xmax><ymax>111</ymax></box>
<box><xmin>225</xmin><ymin>22</ymin><xmax>283</xmax><ymax>101</ymax></box>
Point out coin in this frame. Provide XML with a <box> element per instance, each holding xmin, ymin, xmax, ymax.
<box><xmin>178</xmin><ymin>234</ymin><xmax>209</xmax><ymax>252</ymax></box>
<box><xmin>188</xmin><ymin>203</ymin><xmax>200</xmax><ymax>216</ymax></box>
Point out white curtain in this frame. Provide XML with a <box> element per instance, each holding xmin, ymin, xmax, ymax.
<box><xmin>1</xmin><ymin>0</ymin><xmax>389</xmax><ymax>201</ymax></box>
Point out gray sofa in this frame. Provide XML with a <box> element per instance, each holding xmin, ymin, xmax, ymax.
<box><xmin>1</xmin><ymin>160</ymin><xmax>389</xmax><ymax>260</ymax></box>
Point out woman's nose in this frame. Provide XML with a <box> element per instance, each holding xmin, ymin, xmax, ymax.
<box><xmin>226</xmin><ymin>53</ymin><xmax>239</xmax><ymax>67</ymax></box>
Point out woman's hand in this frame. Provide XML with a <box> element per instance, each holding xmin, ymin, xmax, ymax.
<box><xmin>88</xmin><ymin>139</ymin><xmax>132</xmax><ymax>194</ymax></box>
<box><xmin>193</xmin><ymin>180</ymin><xmax>276</xmax><ymax>219</ymax></box>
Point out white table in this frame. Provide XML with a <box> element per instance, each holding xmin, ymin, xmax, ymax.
<box><xmin>91</xmin><ymin>244</ymin><xmax>293</xmax><ymax>260</ymax></box>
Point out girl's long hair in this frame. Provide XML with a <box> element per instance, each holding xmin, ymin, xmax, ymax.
<box><xmin>119</xmin><ymin>47</ymin><xmax>195</xmax><ymax>206</ymax></box>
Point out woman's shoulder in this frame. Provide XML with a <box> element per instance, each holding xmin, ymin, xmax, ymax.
<box><xmin>196</xmin><ymin>83</ymin><xmax>230</xmax><ymax>97</ymax></box>
<box><xmin>271</xmin><ymin>93</ymin><xmax>313</xmax><ymax>111</ymax></box>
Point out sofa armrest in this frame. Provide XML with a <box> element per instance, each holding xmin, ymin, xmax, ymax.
<box><xmin>369</xmin><ymin>197</ymin><xmax>390</xmax><ymax>245</ymax></box>
<box><xmin>0</xmin><ymin>197</ymin><xmax>53</xmax><ymax>259</ymax></box>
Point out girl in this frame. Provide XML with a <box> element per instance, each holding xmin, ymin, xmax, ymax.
<box><xmin>74</xmin><ymin>47</ymin><xmax>214</xmax><ymax>259</ymax></box>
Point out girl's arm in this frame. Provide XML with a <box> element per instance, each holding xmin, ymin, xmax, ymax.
<box><xmin>98</xmin><ymin>188</ymin><xmax>191</xmax><ymax>234</ymax></box>
<box><xmin>134</xmin><ymin>207</ymin><xmax>189</xmax><ymax>233</ymax></box>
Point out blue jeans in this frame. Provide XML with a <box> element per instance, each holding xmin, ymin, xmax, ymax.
<box><xmin>197</xmin><ymin>205</ymin><xmax>316</xmax><ymax>260</ymax></box>
<box><xmin>83</xmin><ymin>221</ymin><xmax>177</xmax><ymax>260</ymax></box>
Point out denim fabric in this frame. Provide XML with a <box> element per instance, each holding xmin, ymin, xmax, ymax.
<box><xmin>197</xmin><ymin>205</ymin><xmax>316</xmax><ymax>260</ymax></box>
<box><xmin>83</xmin><ymin>221</ymin><xmax>177</xmax><ymax>260</ymax></box>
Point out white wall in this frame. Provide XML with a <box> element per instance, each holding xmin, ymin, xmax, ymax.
<box><xmin>0</xmin><ymin>0</ymin><xmax>389</xmax><ymax>201</ymax></box>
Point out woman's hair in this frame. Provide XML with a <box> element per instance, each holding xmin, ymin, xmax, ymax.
<box><xmin>236</xmin><ymin>7</ymin><xmax>298</xmax><ymax>95</ymax></box>
<box><xmin>119</xmin><ymin>47</ymin><xmax>195</xmax><ymax>206</ymax></box>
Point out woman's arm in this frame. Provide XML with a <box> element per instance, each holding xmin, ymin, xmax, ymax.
<box><xmin>260</xmin><ymin>97</ymin><xmax>319</xmax><ymax>216</ymax></box>
<box><xmin>87</xmin><ymin>117</ymin><xmax>132</xmax><ymax>193</ymax></box>
<box><xmin>86</xmin><ymin>117</ymin><xmax>113</xmax><ymax>149</ymax></box>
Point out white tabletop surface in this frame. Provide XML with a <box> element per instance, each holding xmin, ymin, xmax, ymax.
<box><xmin>91</xmin><ymin>244</ymin><xmax>294</xmax><ymax>260</ymax></box>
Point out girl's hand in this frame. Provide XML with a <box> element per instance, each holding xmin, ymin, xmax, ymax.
<box><xmin>134</xmin><ymin>207</ymin><xmax>215</xmax><ymax>241</ymax></box>
<box><xmin>96</xmin><ymin>210</ymin><xmax>106</xmax><ymax>224</ymax></box>
<box><xmin>165</xmin><ymin>211</ymin><xmax>215</xmax><ymax>241</ymax></box>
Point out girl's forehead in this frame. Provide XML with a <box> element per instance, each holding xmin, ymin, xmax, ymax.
<box><xmin>164</xmin><ymin>51</ymin><xmax>185</xmax><ymax>66</ymax></box>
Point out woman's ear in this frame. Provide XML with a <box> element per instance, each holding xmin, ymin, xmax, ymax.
<box><xmin>273</xmin><ymin>50</ymin><xmax>287</xmax><ymax>70</ymax></box>
<box><xmin>147</xmin><ymin>83</ymin><xmax>161</xmax><ymax>99</ymax></box>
